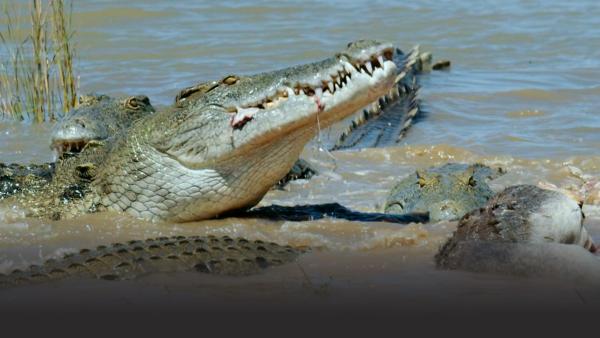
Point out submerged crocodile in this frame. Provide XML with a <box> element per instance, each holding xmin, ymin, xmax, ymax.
<box><xmin>0</xmin><ymin>235</ymin><xmax>305</xmax><ymax>288</ymax></box>
<box><xmin>435</xmin><ymin>185</ymin><xmax>598</xmax><ymax>281</ymax></box>
<box><xmin>384</xmin><ymin>163</ymin><xmax>504</xmax><ymax>222</ymax></box>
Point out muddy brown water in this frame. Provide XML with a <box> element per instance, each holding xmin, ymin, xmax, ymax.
<box><xmin>1</xmin><ymin>0</ymin><xmax>600</xmax><ymax>313</ymax></box>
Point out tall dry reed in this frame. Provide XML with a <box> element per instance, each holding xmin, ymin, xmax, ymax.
<box><xmin>0</xmin><ymin>0</ymin><xmax>77</xmax><ymax>123</ymax></box>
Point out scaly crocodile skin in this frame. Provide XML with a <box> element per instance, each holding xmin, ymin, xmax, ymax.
<box><xmin>0</xmin><ymin>235</ymin><xmax>307</xmax><ymax>288</ymax></box>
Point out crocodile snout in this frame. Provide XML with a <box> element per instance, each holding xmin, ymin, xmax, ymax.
<box><xmin>429</xmin><ymin>200</ymin><xmax>464</xmax><ymax>222</ymax></box>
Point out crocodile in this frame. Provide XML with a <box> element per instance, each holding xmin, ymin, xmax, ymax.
<box><xmin>0</xmin><ymin>235</ymin><xmax>306</xmax><ymax>288</ymax></box>
<box><xmin>383</xmin><ymin>163</ymin><xmax>504</xmax><ymax>222</ymax></box>
<box><xmin>435</xmin><ymin>185</ymin><xmax>598</xmax><ymax>280</ymax></box>
<box><xmin>3</xmin><ymin>40</ymin><xmax>398</xmax><ymax>223</ymax></box>
<box><xmin>0</xmin><ymin>94</ymin><xmax>156</xmax><ymax>202</ymax></box>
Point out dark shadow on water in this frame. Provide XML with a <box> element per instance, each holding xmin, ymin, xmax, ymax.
<box><xmin>238</xmin><ymin>203</ymin><xmax>429</xmax><ymax>224</ymax></box>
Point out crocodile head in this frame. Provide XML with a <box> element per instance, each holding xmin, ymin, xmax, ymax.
<box><xmin>96</xmin><ymin>40</ymin><xmax>398</xmax><ymax>221</ymax></box>
<box><xmin>384</xmin><ymin>163</ymin><xmax>503</xmax><ymax>222</ymax></box>
<box><xmin>50</xmin><ymin>94</ymin><xmax>155</xmax><ymax>157</ymax></box>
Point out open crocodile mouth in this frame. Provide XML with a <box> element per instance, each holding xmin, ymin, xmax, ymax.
<box><xmin>51</xmin><ymin>139</ymin><xmax>93</xmax><ymax>158</ymax></box>
<box><xmin>227</xmin><ymin>46</ymin><xmax>397</xmax><ymax>129</ymax></box>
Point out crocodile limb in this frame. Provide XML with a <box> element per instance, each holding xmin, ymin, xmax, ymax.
<box><xmin>0</xmin><ymin>235</ymin><xmax>307</xmax><ymax>288</ymax></box>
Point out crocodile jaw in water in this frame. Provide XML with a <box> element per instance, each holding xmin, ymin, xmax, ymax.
<box><xmin>96</xmin><ymin>40</ymin><xmax>398</xmax><ymax>222</ymax></box>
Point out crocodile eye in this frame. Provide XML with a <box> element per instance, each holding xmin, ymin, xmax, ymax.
<box><xmin>125</xmin><ymin>95</ymin><xmax>150</xmax><ymax>110</ymax></box>
<box><xmin>222</xmin><ymin>75</ymin><xmax>239</xmax><ymax>85</ymax></box>
<box><xmin>125</xmin><ymin>97</ymin><xmax>141</xmax><ymax>109</ymax></box>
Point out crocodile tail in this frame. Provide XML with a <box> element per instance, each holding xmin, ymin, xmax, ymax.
<box><xmin>0</xmin><ymin>235</ymin><xmax>307</xmax><ymax>289</ymax></box>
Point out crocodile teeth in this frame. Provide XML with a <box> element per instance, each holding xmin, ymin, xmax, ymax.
<box><xmin>391</xmin><ymin>86</ymin><xmax>400</xmax><ymax>98</ymax></box>
<box><xmin>230</xmin><ymin>47</ymin><xmax>394</xmax><ymax>112</ymax></box>
<box><xmin>314</xmin><ymin>87</ymin><xmax>323</xmax><ymax>98</ymax></box>
<box><xmin>360</xmin><ymin>64</ymin><xmax>371</xmax><ymax>76</ymax></box>
<box><xmin>264</xmin><ymin>100</ymin><xmax>277</xmax><ymax>109</ymax></box>
<box><xmin>343</xmin><ymin>62</ymin><xmax>354</xmax><ymax>74</ymax></box>
<box><xmin>370</xmin><ymin>102</ymin><xmax>380</xmax><ymax>114</ymax></box>
<box><xmin>365</xmin><ymin>61</ymin><xmax>373</xmax><ymax>75</ymax></box>
<box><xmin>395</xmin><ymin>71</ymin><xmax>407</xmax><ymax>83</ymax></box>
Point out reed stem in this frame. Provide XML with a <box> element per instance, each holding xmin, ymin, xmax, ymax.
<box><xmin>0</xmin><ymin>0</ymin><xmax>77</xmax><ymax>122</ymax></box>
